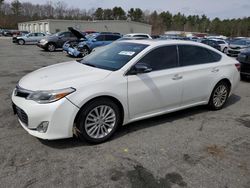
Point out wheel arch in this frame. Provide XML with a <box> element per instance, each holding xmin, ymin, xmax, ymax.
<box><xmin>73</xmin><ymin>95</ymin><xmax>125</xmax><ymax>126</ymax></box>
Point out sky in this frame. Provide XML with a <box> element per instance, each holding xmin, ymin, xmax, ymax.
<box><xmin>5</xmin><ymin>0</ymin><xmax>250</xmax><ymax>19</ymax></box>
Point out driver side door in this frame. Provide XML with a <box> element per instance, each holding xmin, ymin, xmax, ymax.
<box><xmin>127</xmin><ymin>45</ymin><xmax>183</xmax><ymax>120</ymax></box>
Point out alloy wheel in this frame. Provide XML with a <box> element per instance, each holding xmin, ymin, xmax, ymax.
<box><xmin>213</xmin><ymin>85</ymin><xmax>228</xmax><ymax>108</ymax></box>
<box><xmin>81</xmin><ymin>48</ymin><xmax>89</xmax><ymax>57</ymax></box>
<box><xmin>84</xmin><ymin>105</ymin><xmax>116</xmax><ymax>139</ymax></box>
<box><xmin>48</xmin><ymin>44</ymin><xmax>55</xmax><ymax>52</ymax></box>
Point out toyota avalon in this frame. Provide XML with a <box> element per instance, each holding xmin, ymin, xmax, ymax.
<box><xmin>12</xmin><ymin>40</ymin><xmax>240</xmax><ymax>143</ymax></box>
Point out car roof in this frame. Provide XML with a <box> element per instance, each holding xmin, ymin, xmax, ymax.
<box><xmin>117</xmin><ymin>39</ymin><xmax>223</xmax><ymax>53</ymax></box>
<box><xmin>117</xmin><ymin>39</ymin><xmax>205</xmax><ymax>46</ymax></box>
<box><xmin>125</xmin><ymin>33</ymin><xmax>150</xmax><ymax>36</ymax></box>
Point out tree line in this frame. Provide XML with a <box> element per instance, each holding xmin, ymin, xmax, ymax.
<box><xmin>0</xmin><ymin>0</ymin><xmax>250</xmax><ymax>37</ymax></box>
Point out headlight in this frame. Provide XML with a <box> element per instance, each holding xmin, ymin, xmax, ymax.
<box><xmin>27</xmin><ymin>88</ymin><xmax>76</xmax><ymax>104</ymax></box>
<box><xmin>40</xmin><ymin>39</ymin><xmax>47</xmax><ymax>44</ymax></box>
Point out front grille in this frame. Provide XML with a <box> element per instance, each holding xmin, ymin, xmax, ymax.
<box><xmin>14</xmin><ymin>104</ymin><xmax>28</xmax><ymax>126</ymax></box>
<box><xmin>228</xmin><ymin>50</ymin><xmax>240</xmax><ymax>55</ymax></box>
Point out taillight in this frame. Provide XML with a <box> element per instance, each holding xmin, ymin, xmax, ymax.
<box><xmin>235</xmin><ymin>63</ymin><xmax>241</xmax><ymax>72</ymax></box>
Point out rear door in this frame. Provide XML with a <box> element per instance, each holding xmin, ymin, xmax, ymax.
<box><xmin>128</xmin><ymin>45</ymin><xmax>183</xmax><ymax>120</ymax></box>
<box><xmin>177</xmin><ymin>45</ymin><xmax>222</xmax><ymax>106</ymax></box>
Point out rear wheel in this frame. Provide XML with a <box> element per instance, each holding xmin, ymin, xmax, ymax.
<box><xmin>208</xmin><ymin>81</ymin><xmax>230</xmax><ymax>110</ymax></box>
<box><xmin>47</xmin><ymin>43</ymin><xmax>56</xmax><ymax>52</ymax></box>
<box><xmin>18</xmin><ymin>39</ymin><xmax>25</xmax><ymax>45</ymax></box>
<box><xmin>76</xmin><ymin>98</ymin><xmax>121</xmax><ymax>143</ymax></box>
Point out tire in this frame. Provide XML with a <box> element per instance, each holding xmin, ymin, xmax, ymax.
<box><xmin>47</xmin><ymin>43</ymin><xmax>56</xmax><ymax>52</ymax></box>
<box><xmin>76</xmin><ymin>98</ymin><xmax>122</xmax><ymax>143</ymax></box>
<box><xmin>208</xmin><ymin>81</ymin><xmax>230</xmax><ymax>110</ymax></box>
<box><xmin>18</xmin><ymin>39</ymin><xmax>25</xmax><ymax>45</ymax></box>
<box><xmin>80</xmin><ymin>46</ymin><xmax>90</xmax><ymax>57</ymax></box>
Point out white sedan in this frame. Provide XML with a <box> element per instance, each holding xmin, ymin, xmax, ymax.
<box><xmin>12</xmin><ymin>40</ymin><xmax>240</xmax><ymax>143</ymax></box>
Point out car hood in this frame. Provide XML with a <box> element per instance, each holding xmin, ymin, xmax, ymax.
<box><xmin>229</xmin><ymin>44</ymin><xmax>248</xmax><ymax>49</ymax></box>
<box><xmin>68</xmin><ymin>27</ymin><xmax>86</xmax><ymax>39</ymax></box>
<box><xmin>18</xmin><ymin>61</ymin><xmax>112</xmax><ymax>91</ymax></box>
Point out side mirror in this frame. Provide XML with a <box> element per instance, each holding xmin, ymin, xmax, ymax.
<box><xmin>129</xmin><ymin>63</ymin><xmax>152</xmax><ymax>75</ymax></box>
<box><xmin>92</xmin><ymin>38</ymin><xmax>97</xmax><ymax>42</ymax></box>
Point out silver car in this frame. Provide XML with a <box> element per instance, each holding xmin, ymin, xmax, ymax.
<box><xmin>227</xmin><ymin>39</ymin><xmax>250</xmax><ymax>57</ymax></box>
<box><xmin>16</xmin><ymin>32</ymin><xmax>46</xmax><ymax>45</ymax></box>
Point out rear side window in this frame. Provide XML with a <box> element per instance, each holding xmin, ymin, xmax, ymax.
<box><xmin>137</xmin><ymin>45</ymin><xmax>178</xmax><ymax>71</ymax></box>
<box><xmin>178</xmin><ymin>45</ymin><xmax>221</xmax><ymax>66</ymax></box>
<box><xmin>105</xmin><ymin>35</ymin><xmax>120</xmax><ymax>41</ymax></box>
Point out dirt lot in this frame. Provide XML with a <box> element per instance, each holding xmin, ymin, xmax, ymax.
<box><xmin>0</xmin><ymin>37</ymin><xmax>250</xmax><ymax>188</ymax></box>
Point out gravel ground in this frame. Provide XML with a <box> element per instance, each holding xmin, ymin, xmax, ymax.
<box><xmin>0</xmin><ymin>37</ymin><xmax>250</xmax><ymax>188</ymax></box>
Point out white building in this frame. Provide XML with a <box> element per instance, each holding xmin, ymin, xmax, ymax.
<box><xmin>18</xmin><ymin>19</ymin><xmax>152</xmax><ymax>35</ymax></box>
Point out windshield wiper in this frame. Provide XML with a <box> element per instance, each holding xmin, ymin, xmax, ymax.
<box><xmin>76</xmin><ymin>59</ymin><xmax>97</xmax><ymax>68</ymax></box>
<box><xmin>82</xmin><ymin>62</ymin><xmax>97</xmax><ymax>68</ymax></box>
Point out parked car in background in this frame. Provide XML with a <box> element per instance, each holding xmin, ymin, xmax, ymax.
<box><xmin>37</xmin><ymin>30</ymin><xmax>79</xmax><ymax>52</ymax></box>
<box><xmin>12</xmin><ymin>31</ymin><xmax>29</xmax><ymax>43</ymax></box>
<box><xmin>62</xmin><ymin>27</ymin><xmax>87</xmax><ymax>54</ymax></box>
<box><xmin>67</xmin><ymin>32</ymin><xmax>121</xmax><ymax>57</ymax></box>
<box><xmin>117</xmin><ymin>36</ymin><xmax>149</xmax><ymax>41</ymax></box>
<box><xmin>227</xmin><ymin>39</ymin><xmax>250</xmax><ymax>57</ymax></box>
<box><xmin>12</xmin><ymin>40</ymin><xmax>240</xmax><ymax>143</ymax></box>
<box><xmin>124</xmin><ymin>33</ymin><xmax>152</xmax><ymax>39</ymax></box>
<box><xmin>237</xmin><ymin>48</ymin><xmax>250</xmax><ymax>80</ymax></box>
<box><xmin>210</xmin><ymin>39</ymin><xmax>228</xmax><ymax>52</ymax></box>
<box><xmin>201</xmin><ymin>39</ymin><xmax>221</xmax><ymax>51</ymax></box>
<box><xmin>16</xmin><ymin>32</ymin><xmax>46</xmax><ymax>45</ymax></box>
<box><xmin>2</xmin><ymin>29</ymin><xmax>12</xmax><ymax>36</ymax></box>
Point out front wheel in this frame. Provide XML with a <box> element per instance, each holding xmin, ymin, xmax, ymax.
<box><xmin>208</xmin><ymin>81</ymin><xmax>230</xmax><ymax>110</ymax></box>
<box><xmin>47</xmin><ymin>43</ymin><xmax>56</xmax><ymax>52</ymax></box>
<box><xmin>18</xmin><ymin>39</ymin><xmax>25</xmax><ymax>45</ymax></box>
<box><xmin>80</xmin><ymin>46</ymin><xmax>90</xmax><ymax>57</ymax></box>
<box><xmin>76</xmin><ymin>98</ymin><xmax>121</xmax><ymax>143</ymax></box>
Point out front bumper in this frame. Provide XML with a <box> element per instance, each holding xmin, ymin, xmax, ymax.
<box><xmin>12</xmin><ymin>92</ymin><xmax>79</xmax><ymax>140</ymax></box>
<box><xmin>67</xmin><ymin>47</ymin><xmax>81</xmax><ymax>57</ymax></box>
<box><xmin>37</xmin><ymin>43</ymin><xmax>47</xmax><ymax>49</ymax></box>
<box><xmin>227</xmin><ymin>49</ymin><xmax>242</xmax><ymax>56</ymax></box>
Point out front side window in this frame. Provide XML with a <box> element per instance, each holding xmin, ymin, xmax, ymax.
<box><xmin>80</xmin><ymin>42</ymin><xmax>148</xmax><ymax>71</ymax></box>
<box><xmin>137</xmin><ymin>45</ymin><xmax>178</xmax><ymax>71</ymax></box>
<box><xmin>95</xmin><ymin>35</ymin><xmax>105</xmax><ymax>41</ymax></box>
<box><xmin>178</xmin><ymin>45</ymin><xmax>221</xmax><ymax>66</ymax></box>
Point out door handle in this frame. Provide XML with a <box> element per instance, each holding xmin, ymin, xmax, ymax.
<box><xmin>172</xmin><ymin>74</ymin><xmax>183</xmax><ymax>80</ymax></box>
<box><xmin>211</xmin><ymin>68</ymin><xmax>219</xmax><ymax>73</ymax></box>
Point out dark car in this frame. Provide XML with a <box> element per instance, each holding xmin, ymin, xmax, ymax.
<box><xmin>67</xmin><ymin>33</ymin><xmax>121</xmax><ymax>57</ymax></box>
<box><xmin>37</xmin><ymin>27</ymin><xmax>84</xmax><ymax>52</ymax></box>
<box><xmin>201</xmin><ymin>39</ymin><xmax>221</xmax><ymax>51</ymax></box>
<box><xmin>62</xmin><ymin>27</ymin><xmax>87</xmax><ymax>53</ymax></box>
<box><xmin>237</xmin><ymin>48</ymin><xmax>250</xmax><ymax>80</ymax></box>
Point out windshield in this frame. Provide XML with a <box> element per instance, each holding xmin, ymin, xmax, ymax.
<box><xmin>217</xmin><ymin>41</ymin><xmax>225</xmax><ymax>44</ymax></box>
<box><xmin>79</xmin><ymin>42</ymin><xmax>148</xmax><ymax>71</ymax></box>
<box><xmin>52</xmin><ymin>32</ymin><xmax>64</xmax><ymax>37</ymax></box>
<box><xmin>230</xmin><ymin>40</ymin><xmax>250</xmax><ymax>46</ymax></box>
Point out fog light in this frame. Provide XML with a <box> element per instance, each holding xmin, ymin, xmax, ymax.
<box><xmin>37</xmin><ymin>121</ymin><xmax>49</xmax><ymax>133</ymax></box>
